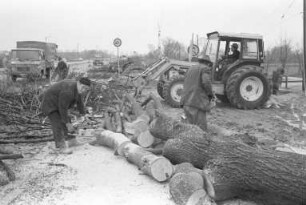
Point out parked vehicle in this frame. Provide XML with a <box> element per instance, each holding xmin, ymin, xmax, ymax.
<box><xmin>9</xmin><ymin>41</ymin><xmax>58</xmax><ymax>81</ymax></box>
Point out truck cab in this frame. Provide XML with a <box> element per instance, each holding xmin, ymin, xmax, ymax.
<box><xmin>9</xmin><ymin>41</ymin><xmax>58</xmax><ymax>81</ymax></box>
<box><xmin>10</xmin><ymin>48</ymin><xmax>46</xmax><ymax>81</ymax></box>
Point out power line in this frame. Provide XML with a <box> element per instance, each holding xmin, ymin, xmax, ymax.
<box><xmin>281</xmin><ymin>0</ymin><xmax>296</xmax><ymax>19</ymax></box>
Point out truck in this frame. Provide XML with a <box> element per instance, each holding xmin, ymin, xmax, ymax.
<box><xmin>130</xmin><ymin>31</ymin><xmax>271</xmax><ymax>109</ymax></box>
<box><xmin>9</xmin><ymin>41</ymin><xmax>58</xmax><ymax>81</ymax></box>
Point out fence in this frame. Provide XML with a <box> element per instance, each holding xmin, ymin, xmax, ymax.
<box><xmin>67</xmin><ymin>60</ymin><xmax>92</xmax><ymax>74</ymax></box>
<box><xmin>282</xmin><ymin>75</ymin><xmax>304</xmax><ymax>89</ymax></box>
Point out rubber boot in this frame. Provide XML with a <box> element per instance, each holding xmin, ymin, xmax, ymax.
<box><xmin>58</xmin><ymin>146</ymin><xmax>73</xmax><ymax>155</ymax></box>
<box><xmin>67</xmin><ymin>138</ymin><xmax>83</xmax><ymax>147</ymax></box>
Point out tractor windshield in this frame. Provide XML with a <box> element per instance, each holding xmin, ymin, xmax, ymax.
<box><xmin>205</xmin><ymin>38</ymin><xmax>218</xmax><ymax>63</ymax></box>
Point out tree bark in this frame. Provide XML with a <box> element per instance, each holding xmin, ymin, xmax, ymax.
<box><xmin>150</xmin><ymin>113</ymin><xmax>306</xmax><ymax>204</ymax></box>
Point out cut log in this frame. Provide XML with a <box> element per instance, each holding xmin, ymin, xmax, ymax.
<box><xmin>174</xmin><ymin>162</ymin><xmax>215</xmax><ymax>199</ymax></box>
<box><xmin>124</xmin><ymin>94</ymin><xmax>144</xmax><ymax>116</ymax></box>
<box><xmin>122</xmin><ymin>142</ymin><xmax>173</xmax><ymax>181</ymax></box>
<box><xmin>93</xmin><ymin>130</ymin><xmax>173</xmax><ymax>182</ymax></box>
<box><xmin>124</xmin><ymin>113</ymin><xmax>156</xmax><ymax>147</ymax></box>
<box><xmin>91</xmin><ymin>130</ymin><xmax>130</xmax><ymax>155</ymax></box>
<box><xmin>124</xmin><ymin>113</ymin><xmax>150</xmax><ymax>137</ymax></box>
<box><xmin>150</xmin><ymin>113</ymin><xmax>306</xmax><ymax>204</ymax></box>
<box><xmin>169</xmin><ymin>172</ymin><xmax>216</xmax><ymax>205</ymax></box>
<box><xmin>137</xmin><ymin>130</ymin><xmax>155</xmax><ymax>148</ymax></box>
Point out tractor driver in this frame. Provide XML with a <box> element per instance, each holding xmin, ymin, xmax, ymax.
<box><xmin>224</xmin><ymin>43</ymin><xmax>240</xmax><ymax>64</ymax></box>
<box><xmin>216</xmin><ymin>43</ymin><xmax>240</xmax><ymax>80</ymax></box>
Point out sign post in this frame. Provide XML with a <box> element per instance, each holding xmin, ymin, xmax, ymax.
<box><xmin>113</xmin><ymin>38</ymin><xmax>122</xmax><ymax>74</ymax></box>
<box><xmin>187</xmin><ymin>44</ymin><xmax>200</xmax><ymax>58</ymax></box>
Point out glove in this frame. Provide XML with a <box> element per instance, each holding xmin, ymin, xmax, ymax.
<box><xmin>66</xmin><ymin>123</ymin><xmax>74</xmax><ymax>133</ymax></box>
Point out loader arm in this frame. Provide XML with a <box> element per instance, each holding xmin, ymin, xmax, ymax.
<box><xmin>131</xmin><ymin>57</ymin><xmax>195</xmax><ymax>96</ymax></box>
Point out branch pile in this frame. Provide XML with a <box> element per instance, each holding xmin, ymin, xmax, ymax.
<box><xmin>0</xmin><ymin>85</ymin><xmax>52</xmax><ymax>143</ymax></box>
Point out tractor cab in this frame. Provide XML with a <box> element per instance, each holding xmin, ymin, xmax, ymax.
<box><xmin>203</xmin><ymin>31</ymin><xmax>264</xmax><ymax>82</ymax></box>
<box><xmin>200</xmin><ymin>31</ymin><xmax>270</xmax><ymax>109</ymax></box>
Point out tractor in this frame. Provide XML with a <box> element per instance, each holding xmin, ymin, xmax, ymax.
<box><xmin>132</xmin><ymin>31</ymin><xmax>271</xmax><ymax>109</ymax></box>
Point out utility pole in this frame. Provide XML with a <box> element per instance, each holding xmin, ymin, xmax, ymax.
<box><xmin>188</xmin><ymin>33</ymin><xmax>194</xmax><ymax>62</ymax></box>
<box><xmin>303</xmin><ymin>0</ymin><xmax>306</xmax><ymax>93</ymax></box>
<box><xmin>158</xmin><ymin>24</ymin><xmax>162</xmax><ymax>58</ymax></box>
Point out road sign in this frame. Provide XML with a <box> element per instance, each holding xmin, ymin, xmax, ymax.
<box><xmin>113</xmin><ymin>38</ymin><xmax>122</xmax><ymax>47</ymax></box>
<box><xmin>187</xmin><ymin>44</ymin><xmax>200</xmax><ymax>57</ymax></box>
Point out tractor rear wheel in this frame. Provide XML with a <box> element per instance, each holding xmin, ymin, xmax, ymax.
<box><xmin>163</xmin><ymin>76</ymin><xmax>185</xmax><ymax>108</ymax></box>
<box><xmin>226</xmin><ymin>66</ymin><xmax>271</xmax><ymax>109</ymax></box>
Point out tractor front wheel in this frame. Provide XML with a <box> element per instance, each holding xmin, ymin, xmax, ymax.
<box><xmin>163</xmin><ymin>76</ymin><xmax>185</xmax><ymax>108</ymax></box>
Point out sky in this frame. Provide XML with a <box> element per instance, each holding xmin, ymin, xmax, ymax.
<box><xmin>0</xmin><ymin>0</ymin><xmax>303</xmax><ymax>55</ymax></box>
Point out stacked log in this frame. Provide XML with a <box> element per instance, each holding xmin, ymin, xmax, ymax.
<box><xmin>92</xmin><ymin>130</ymin><xmax>173</xmax><ymax>182</ymax></box>
<box><xmin>150</xmin><ymin>112</ymin><xmax>306</xmax><ymax>205</ymax></box>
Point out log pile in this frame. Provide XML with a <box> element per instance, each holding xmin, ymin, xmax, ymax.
<box><xmin>149</xmin><ymin>112</ymin><xmax>306</xmax><ymax>205</ymax></box>
<box><xmin>90</xmin><ymin>92</ymin><xmax>175</xmax><ymax>182</ymax></box>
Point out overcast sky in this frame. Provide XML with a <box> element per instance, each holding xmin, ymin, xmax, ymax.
<box><xmin>0</xmin><ymin>0</ymin><xmax>303</xmax><ymax>54</ymax></box>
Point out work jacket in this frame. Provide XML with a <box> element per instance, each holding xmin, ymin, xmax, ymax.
<box><xmin>52</xmin><ymin>60</ymin><xmax>69</xmax><ymax>81</ymax></box>
<box><xmin>41</xmin><ymin>80</ymin><xmax>85</xmax><ymax>123</ymax></box>
<box><xmin>180</xmin><ymin>64</ymin><xmax>213</xmax><ymax>111</ymax></box>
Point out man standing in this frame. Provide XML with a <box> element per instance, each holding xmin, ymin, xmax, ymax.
<box><xmin>41</xmin><ymin>77</ymin><xmax>91</xmax><ymax>154</ymax></box>
<box><xmin>272</xmin><ymin>67</ymin><xmax>284</xmax><ymax>95</ymax></box>
<box><xmin>180</xmin><ymin>55</ymin><xmax>214</xmax><ymax>131</ymax></box>
<box><xmin>52</xmin><ymin>56</ymin><xmax>69</xmax><ymax>81</ymax></box>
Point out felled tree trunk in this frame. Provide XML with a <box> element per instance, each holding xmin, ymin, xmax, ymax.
<box><xmin>92</xmin><ymin>130</ymin><xmax>173</xmax><ymax>182</ymax></box>
<box><xmin>150</xmin><ymin>113</ymin><xmax>306</xmax><ymax>204</ymax></box>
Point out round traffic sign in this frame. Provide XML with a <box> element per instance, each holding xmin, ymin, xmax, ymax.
<box><xmin>187</xmin><ymin>44</ymin><xmax>200</xmax><ymax>57</ymax></box>
<box><xmin>113</xmin><ymin>38</ymin><xmax>122</xmax><ymax>47</ymax></box>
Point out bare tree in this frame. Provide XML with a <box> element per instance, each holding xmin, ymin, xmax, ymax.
<box><xmin>279</xmin><ymin>38</ymin><xmax>292</xmax><ymax>72</ymax></box>
<box><xmin>294</xmin><ymin>47</ymin><xmax>305</xmax><ymax>90</ymax></box>
<box><xmin>162</xmin><ymin>38</ymin><xmax>187</xmax><ymax>60</ymax></box>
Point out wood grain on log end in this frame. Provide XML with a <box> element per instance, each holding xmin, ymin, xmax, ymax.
<box><xmin>137</xmin><ymin>130</ymin><xmax>155</xmax><ymax>148</ymax></box>
<box><xmin>141</xmin><ymin>155</ymin><xmax>173</xmax><ymax>182</ymax></box>
<box><xmin>169</xmin><ymin>172</ymin><xmax>215</xmax><ymax>205</ymax></box>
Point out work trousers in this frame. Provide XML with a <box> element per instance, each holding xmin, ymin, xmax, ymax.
<box><xmin>48</xmin><ymin>111</ymin><xmax>75</xmax><ymax>148</ymax></box>
<box><xmin>183</xmin><ymin>105</ymin><xmax>207</xmax><ymax>131</ymax></box>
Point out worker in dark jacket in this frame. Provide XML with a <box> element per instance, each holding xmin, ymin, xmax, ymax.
<box><xmin>51</xmin><ymin>56</ymin><xmax>69</xmax><ymax>81</ymax></box>
<box><xmin>180</xmin><ymin>55</ymin><xmax>214</xmax><ymax>131</ymax></box>
<box><xmin>41</xmin><ymin>77</ymin><xmax>91</xmax><ymax>154</ymax></box>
